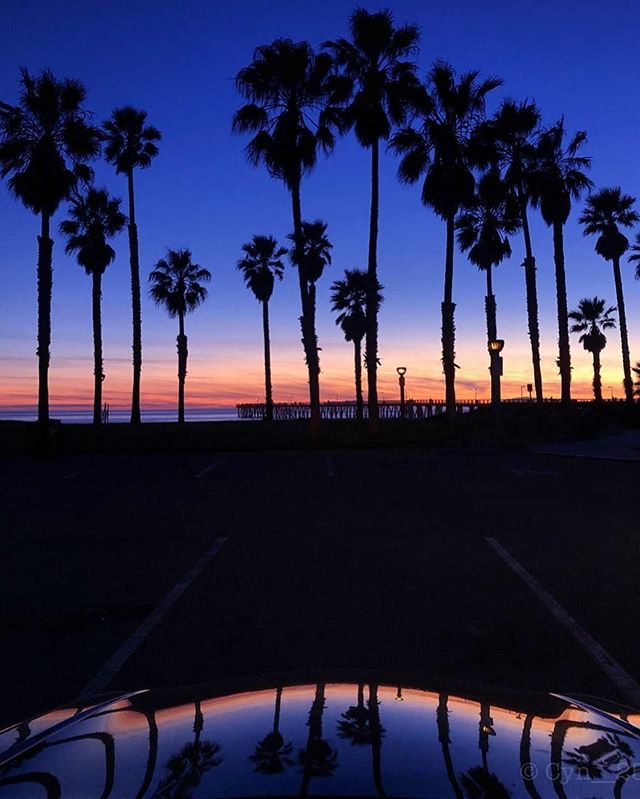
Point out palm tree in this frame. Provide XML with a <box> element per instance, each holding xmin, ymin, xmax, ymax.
<box><xmin>569</xmin><ymin>297</ymin><xmax>616</xmax><ymax>402</ymax></box>
<box><xmin>299</xmin><ymin>683</ymin><xmax>338</xmax><ymax>796</ymax></box>
<box><xmin>324</xmin><ymin>9</ymin><xmax>423</xmax><ymax>432</ymax></box>
<box><xmin>633</xmin><ymin>362</ymin><xmax>640</xmax><ymax>399</ymax></box>
<box><xmin>287</xmin><ymin>219</ymin><xmax>332</xmax><ymax>409</ymax></box>
<box><xmin>629</xmin><ymin>232</ymin><xmax>640</xmax><ymax>279</ymax></box>
<box><xmin>233</xmin><ymin>39</ymin><xmax>337</xmax><ymax>434</ymax></box>
<box><xmin>249</xmin><ymin>686</ymin><xmax>295</xmax><ymax>775</ymax></box>
<box><xmin>528</xmin><ymin>120</ymin><xmax>592</xmax><ymax>404</ymax></box>
<box><xmin>337</xmin><ymin>684</ymin><xmax>371</xmax><ymax>744</ymax></box>
<box><xmin>237</xmin><ymin>235</ymin><xmax>287</xmax><ymax>421</ymax></box>
<box><xmin>579</xmin><ymin>187</ymin><xmax>639</xmax><ymax>403</ymax></box>
<box><xmin>103</xmin><ymin>106</ymin><xmax>161</xmax><ymax>424</ymax></box>
<box><xmin>330</xmin><ymin>270</ymin><xmax>383</xmax><ymax>420</ymax></box>
<box><xmin>149</xmin><ymin>249</ymin><xmax>211</xmax><ymax>423</ymax></box>
<box><xmin>390</xmin><ymin>62</ymin><xmax>501</xmax><ymax>428</ymax></box>
<box><xmin>456</xmin><ymin>170</ymin><xmax>520</xmax><ymax>406</ymax></box>
<box><xmin>0</xmin><ymin>68</ymin><xmax>101</xmax><ymax>423</ymax></box>
<box><xmin>473</xmin><ymin>99</ymin><xmax>544</xmax><ymax>403</ymax></box>
<box><xmin>59</xmin><ymin>188</ymin><xmax>126</xmax><ymax>424</ymax></box>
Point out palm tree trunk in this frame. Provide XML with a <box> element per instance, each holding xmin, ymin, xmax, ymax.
<box><xmin>127</xmin><ymin>169</ymin><xmax>142</xmax><ymax>424</ymax></box>
<box><xmin>37</xmin><ymin>212</ymin><xmax>53</xmax><ymax>425</ymax></box>
<box><xmin>611</xmin><ymin>256</ymin><xmax>633</xmax><ymax>403</ymax></box>
<box><xmin>552</xmin><ymin>221</ymin><xmax>571</xmax><ymax>404</ymax></box>
<box><xmin>485</xmin><ymin>267</ymin><xmax>500</xmax><ymax>406</ymax></box>
<box><xmin>354</xmin><ymin>338</ymin><xmax>363</xmax><ymax>421</ymax></box>
<box><xmin>368</xmin><ymin>684</ymin><xmax>385</xmax><ymax>797</ymax></box>
<box><xmin>92</xmin><ymin>270</ymin><xmax>103</xmax><ymax>425</ymax></box>
<box><xmin>273</xmin><ymin>686</ymin><xmax>282</xmax><ymax>735</ymax></box>
<box><xmin>437</xmin><ymin>694</ymin><xmax>463</xmax><ymax>799</ymax></box>
<box><xmin>592</xmin><ymin>348</ymin><xmax>603</xmax><ymax>402</ymax></box>
<box><xmin>442</xmin><ymin>214</ymin><xmax>457</xmax><ymax>429</ymax></box>
<box><xmin>366</xmin><ymin>138</ymin><xmax>380</xmax><ymax>433</ymax></box>
<box><xmin>291</xmin><ymin>180</ymin><xmax>321</xmax><ymax>435</ymax></box>
<box><xmin>262</xmin><ymin>300</ymin><xmax>274</xmax><ymax>421</ymax></box>
<box><xmin>519</xmin><ymin>194</ymin><xmax>544</xmax><ymax>403</ymax></box>
<box><xmin>177</xmin><ymin>312</ymin><xmax>187</xmax><ymax>423</ymax></box>
<box><xmin>519</xmin><ymin>714</ymin><xmax>542</xmax><ymax>799</ymax></box>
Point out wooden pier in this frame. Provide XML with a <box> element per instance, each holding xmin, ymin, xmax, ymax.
<box><xmin>237</xmin><ymin>399</ymin><xmax>492</xmax><ymax>421</ymax></box>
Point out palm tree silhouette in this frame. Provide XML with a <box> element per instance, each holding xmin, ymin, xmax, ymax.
<box><xmin>330</xmin><ymin>270</ymin><xmax>383</xmax><ymax>420</ymax></box>
<box><xmin>633</xmin><ymin>362</ymin><xmax>640</xmax><ymax>399</ymax></box>
<box><xmin>528</xmin><ymin>119</ymin><xmax>592</xmax><ymax>404</ymax></box>
<box><xmin>237</xmin><ymin>235</ymin><xmax>287</xmax><ymax>421</ymax></box>
<box><xmin>149</xmin><ymin>249</ymin><xmax>211</xmax><ymax>423</ymax></box>
<box><xmin>0</xmin><ymin>68</ymin><xmax>101</xmax><ymax>424</ymax></box>
<box><xmin>298</xmin><ymin>683</ymin><xmax>338</xmax><ymax>796</ymax></box>
<box><xmin>390</xmin><ymin>62</ymin><xmax>501</xmax><ymax>428</ymax></box>
<box><xmin>103</xmin><ymin>106</ymin><xmax>161</xmax><ymax>424</ymax></box>
<box><xmin>473</xmin><ymin>99</ymin><xmax>544</xmax><ymax>403</ymax></box>
<box><xmin>579</xmin><ymin>187</ymin><xmax>639</xmax><ymax>403</ymax></box>
<box><xmin>324</xmin><ymin>9</ymin><xmax>423</xmax><ymax>433</ymax></box>
<box><xmin>233</xmin><ymin>39</ymin><xmax>337</xmax><ymax>434</ymax></box>
<box><xmin>628</xmin><ymin>232</ymin><xmax>640</xmax><ymax>279</ymax></box>
<box><xmin>337</xmin><ymin>683</ymin><xmax>371</xmax><ymax>744</ymax></box>
<box><xmin>436</xmin><ymin>694</ymin><xmax>463</xmax><ymax>799</ymax></box>
<box><xmin>569</xmin><ymin>297</ymin><xmax>616</xmax><ymax>402</ymax></box>
<box><xmin>287</xmin><ymin>219</ymin><xmax>332</xmax><ymax>404</ymax></box>
<box><xmin>249</xmin><ymin>686</ymin><xmax>295</xmax><ymax>775</ymax></box>
<box><xmin>59</xmin><ymin>188</ymin><xmax>126</xmax><ymax>424</ymax></box>
<box><xmin>459</xmin><ymin>766</ymin><xmax>510</xmax><ymax>798</ymax></box>
<box><xmin>152</xmin><ymin>699</ymin><xmax>223</xmax><ymax>799</ymax></box>
<box><xmin>456</xmin><ymin>169</ymin><xmax>520</xmax><ymax>405</ymax></box>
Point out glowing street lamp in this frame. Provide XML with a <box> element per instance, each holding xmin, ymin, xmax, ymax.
<box><xmin>488</xmin><ymin>340</ymin><xmax>504</xmax><ymax>411</ymax></box>
<box><xmin>396</xmin><ymin>367</ymin><xmax>407</xmax><ymax>419</ymax></box>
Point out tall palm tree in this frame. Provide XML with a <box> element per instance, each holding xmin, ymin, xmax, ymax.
<box><xmin>0</xmin><ymin>68</ymin><xmax>101</xmax><ymax>423</ymax></box>
<box><xmin>569</xmin><ymin>297</ymin><xmax>616</xmax><ymax>402</ymax></box>
<box><xmin>298</xmin><ymin>683</ymin><xmax>338</xmax><ymax>796</ymax></box>
<box><xmin>59</xmin><ymin>188</ymin><xmax>126</xmax><ymax>424</ymax></box>
<box><xmin>149</xmin><ymin>249</ymin><xmax>211</xmax><ymax>423</ymax></box>
<box><xmin>250</xmin><ymin>686</ymin><xmax>295</xmax><ymax>775</ymax></box>
<box><xmin>330</xmin><ymin>269</ymin><xmax>383</xmax><ymax>420</ymax></box>
<box><xmin>579</xmin><ymin>187</ymin><xmax>639</xmax><ymax>403</ymax></box>
<box><xmin>457</xmin><ymin>170</ymin><xmax>520</xmax><ymax>406</ymax></box>
<box><xmin>528</xmin><ymin>120</ymin><xmax>592</xmax><ymax>404</ymax></box>
<box><xmin>233</xmin><ymin>39</ymin><xmax>337</xmax><ymax>434</ymax></box>
<box><xmin>473</xmin><ymin>100</ymin><xmax>544</xmax><ymax>403</ymax></box>
<box><xmin>324</xmin><ymin>9</ymin><xmax>424</xmax><ymax>432</ymax></box>
<box><xmin>288</xmin><ymin>219</ymin><xmax>332</xmax><ymax>411</ymax></box>
<box><xmin>237</xmin><ymin>235</ymin><xmax>287</xmax><ymax>421</ymax></box>
<box><xmin>103</xmin><ymin>106</ymin><xmax>161</xmax><ymax>424</ymax></box>
<box><xmin>390</xmin><ymin>62</ymin><xmax>501</xmax><ymax>428</ymax></box>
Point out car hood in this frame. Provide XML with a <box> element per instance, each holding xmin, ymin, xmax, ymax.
<box><xmin>1</xmin><ymin>674</ymin><xmax>640</xmax><ymax>798</ymax></box>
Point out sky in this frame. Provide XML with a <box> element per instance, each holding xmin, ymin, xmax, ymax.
<box><xmin>1</xmin><ymin>0</ymin><xmax>640</xmax><ymax>414</ymax></box>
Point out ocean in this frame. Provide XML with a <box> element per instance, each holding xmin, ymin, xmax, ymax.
<box><xmin>0</xmin><ymin>407</ymin><xmax>242</xmax><ymax>424</ymax></box>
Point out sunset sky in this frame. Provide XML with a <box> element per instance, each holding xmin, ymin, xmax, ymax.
<box><xmin>1</xmin><ymin>0</ymin><xmax>640</xmax><ymax>416</ymax></box>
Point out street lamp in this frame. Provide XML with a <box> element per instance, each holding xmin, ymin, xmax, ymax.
<box><xmin>488</xmin><ymin>340</ymin><xmax>504</xmax><ymax>411</ymax></box>
<box><xmin>396</xmin><ymin>366</ymin><xmax>407</xmax><ymax>419</ymax></box>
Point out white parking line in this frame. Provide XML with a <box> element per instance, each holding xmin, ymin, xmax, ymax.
<box><xmin>485</xmin><ymin>537</ymin><xmax>640</xmax><ymax>706</ymax></box>
<box><xmin>194</xmin><ymin>460</ymin><xmax>222</xmax><ymax>479</ymax></box>
<box><xmin>60</xmin><ymin>472</ymin><xmax>80</xmax><ymax>480</ymax></box>
<box><xmin>79</xmin><ymin>537</ymin><xmax>228</xmax><ymax>700</ymax></box>
<box><xmin>326</xmin><ymin>456</ymin><xmax>335</xmax><ymax>478</ymax></box>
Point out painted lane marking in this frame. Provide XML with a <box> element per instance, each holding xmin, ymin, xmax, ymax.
<box><xmin>79</xmin><ymin>537</ymin><xmax>228</xmax><ymax>699</ymax></box>
<box><xmin>510</xmin><ymin>468</ymin><xmax>559</xmax><ymax>477</ymax></box>
<box><xmin>326</xmin><ymin>456</ymin><xmax>335</xmax><ymax>478</ymax></box>
<box><xmin>194</xmin><ymin>460</ymin><xmax>222</xmax><ymax>479</ymax></box>
<box><xmin>485</xmin><ymin>537</ymin><xmax>640</xmax><ymax>706</ymax></box>
<box><xmin>60</xmin><ymin>472</ymin><xmax>80</xmax><ymax>480</ymax></box>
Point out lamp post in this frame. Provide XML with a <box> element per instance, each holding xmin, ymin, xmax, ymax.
<box><xmin>488</xmin><ymin>340</ymin><xmax>504</xmax><ymax>412</ymax></box>
<box><xmin>396</xmin><ymin>367</ymin><xmax>407</xmax><ymax>419</ymax></box>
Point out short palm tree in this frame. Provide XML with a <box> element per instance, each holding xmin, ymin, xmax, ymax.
<box><xmin>324</xmin><ymin>9</ymin><xmax>423</xmax><ymax>432</ymax></box>
<box><xmin>569</xmin><ymin>297</ymin><xmax>616</xmax><ymax>402</ymax></box>
<box><xmin>456</xmin><ymin>170</ymin><xmax>520</xmax><ymax>405</ymax></box>
<box><xmin>149</xmin><ymin>249</ymin><xmax>211</xmax><ymax>423</ymax></box>
<box><xmin>233</xmin><ymin>39</ymin><xmax>337</xmax><ymax>433</ymax></box>
<box><xmin>237</xmin><ymin>235</ymin><xmax>287</xmax><ymax>421</ymax></box>
<box><xmin>0</xmin><ymin>68</ymin><xmax>101</xmax><ymax>423</ymax></box>
<box><xmin>287</xmin><ymin>220</ymin><xmax>332</xmax><ymax>404</ymax></box>
<box><xmin>390</xmin><ymin>62</ymin><xmax>501</xmax><ymax>428</ymax></box>
<box><xmin>633</xmin><ymin>362</ymin><xmax>640</xmax><ymax>399</ymax></box>
<box><xmin>579</xmin><ymin>187</ymin><xmax>639</xmax><ymax>402</ymax></box>
<box><xmin>473</xmin><ymin>100</ymin><xmax>544</xmax><ymax>403</ymax></box>
<box><xmin>627</xmin><ymin>232</ymin><xmax>640</xmax><ymax>279</ymax></box>
<box><xmin>528</xmin><ymin>120</ymin><xmax>592</xmax><ymax>404</ymax></box>
<box><xmin>60</xmin><ymin>188</ymin><xmax>126</xmax><ymax>424</ymax></box>
<box><xmin>103</xmin><ymin>106</ymin><xmax>161</xmax><ymax>424</ymax></box>
<box><xmin>330</xmin><ymin>269</ymin><xmax>383</xmax><ymax>420</ymax></box>
<box><xmin>249</xmin><ymin>687</ymin><xmax>294</xmax><ymax>775</ymax></box>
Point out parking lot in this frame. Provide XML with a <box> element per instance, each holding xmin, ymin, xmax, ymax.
<box><xmin>2</xmin><ymin>445</ymin><xmax>639</xmax><ymax>728</ymax></box>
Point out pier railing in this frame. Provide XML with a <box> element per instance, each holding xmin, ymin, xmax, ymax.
<box><xmin>237</xmin><ymin>399</ymin><xmax>491</xmax><ymax>421</ymax></box>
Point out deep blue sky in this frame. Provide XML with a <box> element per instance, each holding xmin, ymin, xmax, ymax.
<box><xmin>2</xmin><ymin>0</ymin><xmax>640</xmax><ymax>410</ymax></box>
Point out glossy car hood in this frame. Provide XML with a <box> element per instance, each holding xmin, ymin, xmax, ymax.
<box><xmin>1</xmin><ymin>676</ymin><xmax>640</xmax><ymax>798</ymax></box>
